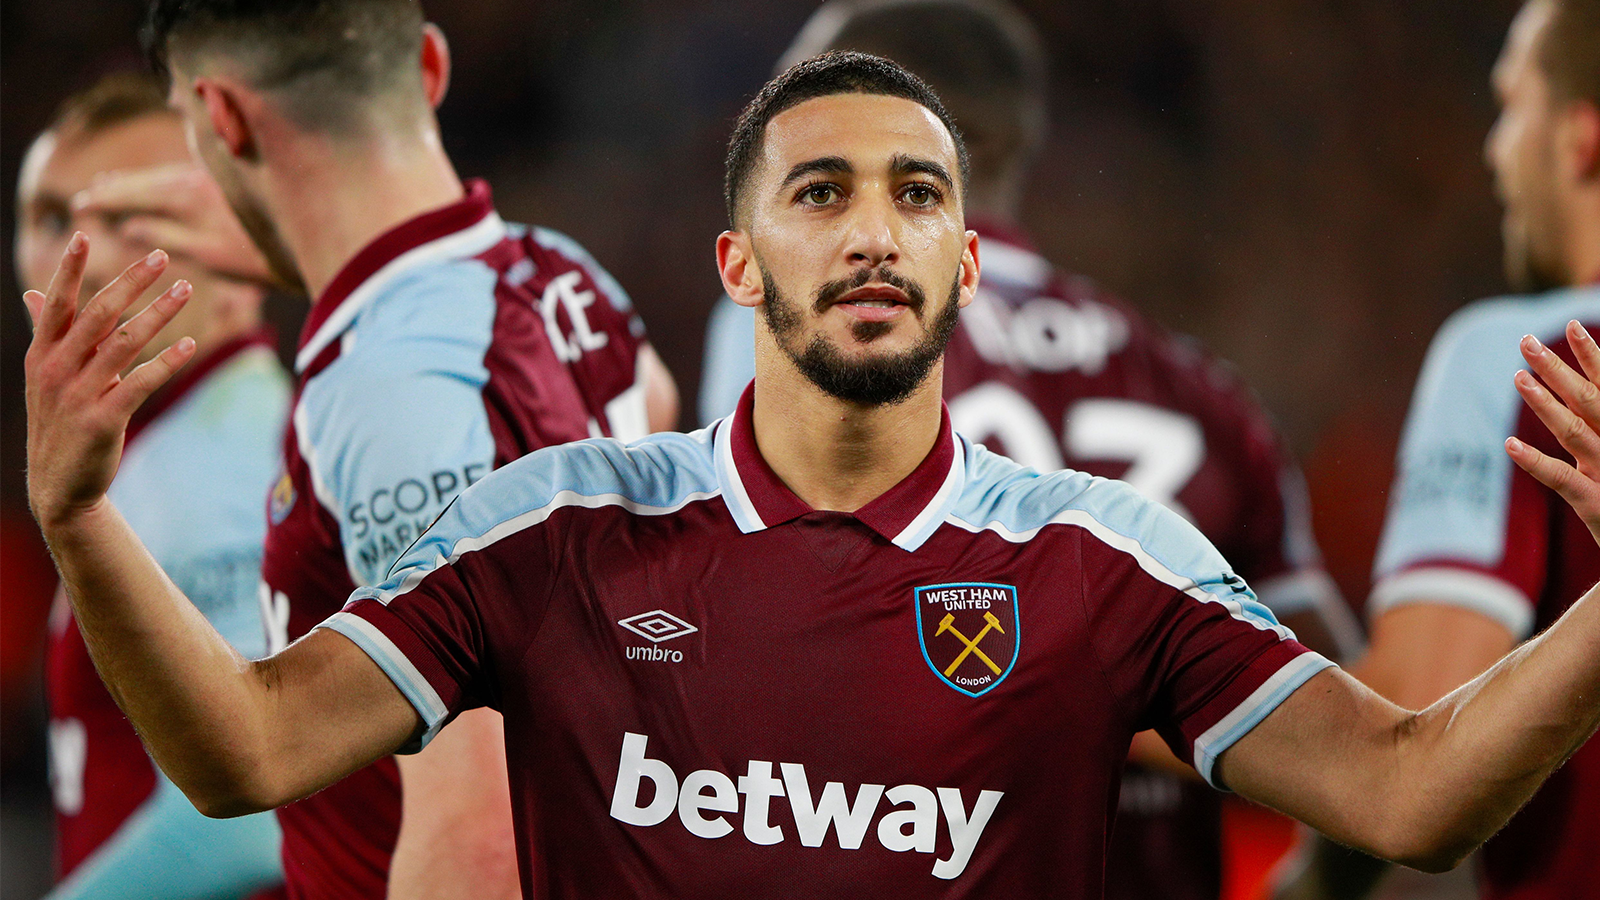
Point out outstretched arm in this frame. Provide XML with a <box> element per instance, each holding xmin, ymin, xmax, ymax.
<box><xmin>1220</xmin><ymin>322</ymin><xmax>1600</xmax><ymax>872</ymax></box>
<box><xmin>25</xmin><ymin>237</ymin><xmax>417</xmax><ymax>816</ymax></box>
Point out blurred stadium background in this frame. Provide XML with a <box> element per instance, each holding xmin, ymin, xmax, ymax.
<box><xmin>1</xmin><ymin>1</ymin><xmax>1520</xmax><ymax>896</ymax></box>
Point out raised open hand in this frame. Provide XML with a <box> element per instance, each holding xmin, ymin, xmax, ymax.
<box><xmin>24</xmin><ymin>234</ymin><xmax>196</xmax><ymax>532</ymax></box>
<box><xmin>1509</xmin><ymin>320</ymin><xmax>1600</xmax><ymax>545</ymax></box>
<box><xmin>74</xmin><ymin>163</ymin><xmax>278</xmax><ymax>287</ymax></box>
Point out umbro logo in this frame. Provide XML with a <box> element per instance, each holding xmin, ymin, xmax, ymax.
<box><xmin>620</xmin><ymin>610</ymin><xmax>698</xmax><ymax>664</ymax></box>
<box><xmin>619</xmin><ymin>610</ymin><xmax>698</xmax><ymax>643</ymax></box>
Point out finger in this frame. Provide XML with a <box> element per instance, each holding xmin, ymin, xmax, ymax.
<box><xmin>22</xmin><ymin>291</ymin><xmax>44</xmax><ymax>329</ymax></box>
<box><xmin>75</xmin><ymin>164</ymin><xmax>197</xmax><ymax>218</ymax></box>
<box><xmin>108</xmin><ymin>336</ymin><xmax>196</xmax><ymax>417</ymax></box>
<box><xmin>37</xmin><ymin>233</ymin><xmax>88</xmax><ymax>341</ymax></box>
<box><xmin>1567</xmin><ymin>321</ymin><xmax>1600</xmax><ymax>386</ymax></box>
<box><xmin>118</xmin><ymin>217</ymin><xmax>204</xmax><ymax>257</ymax></box>
<box><xmin>60</xmin><ymin>249</ymin><xmax>169</xmax><ymax>362</ymax></box>
<box><xmin>1514</xmin><ymin>368</ymin><xmax>1600</xmax><ymax>468</ymax></box>
<box><xmin>1507</xmin><ymin>435</ymin><xmax>1600</xmax><ymax>529</ymax></box>
<box><xmin>1520</xmin><ymin>334</ymin><xmax>1600</xmax><ymax>433</ymax></box>
<box><xmin>86</xmin><ymin>280</ymin><xmax>193</xmax><ymax>381</ymax></box>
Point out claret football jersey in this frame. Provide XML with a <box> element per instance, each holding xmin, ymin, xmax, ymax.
<box><xmin>700</xmin><ymin>223</ymin><xmax>1348</xmax><ymax>899</ymax></box>
<box><xmin>1372</xmin><ymin>286</ymin><xmax>1600</xmax><ymax>899</ymax></box>
<box><xmin>323</xmin><ymin>384</ymin><xmax>1331</xmax><ymax>899</ymax></box>
<box><xmin>260</xmin><ymin>180</ymin><xmax>652</xmax><ymax>897</ymax></box>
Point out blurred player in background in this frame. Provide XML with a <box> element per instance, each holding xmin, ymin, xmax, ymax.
<box><xmin>16</xmin><ymin>71</ymin><xmax>287</xmax><ymax>899</ymax></box>
<box><xmin>698</xmin><ymin>4</ymin><xmax>1360</xmax><ymax>897</ymax></box>
<box><xmin>1278</xmin><ymin>1</ymin><xmax>1600</xmax><ymax>898</ymax></box>
<box><xmin>71</xmin><ymin>1</ymin><xmax>677</xmax><ymax>896</ymax></box>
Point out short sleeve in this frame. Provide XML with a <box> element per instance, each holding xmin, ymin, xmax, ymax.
<box><xmin>297</xmin><ymin>326</ymin><xmax>500</xmax><ymax>589</ymax></box>
<box><xmin>1370</xmin><ymin>303</ymin><xmax>1569</xmax><ymax>638</ymax></box>
<box><xmin>319</xmin><ymin>447</ymin><xmax>573</xmax><ymax>750</ymax></box>
<box><xmin>1074</xmin><ymin>479</ymin><xmax>1333</xmax><ymax>787</ymax></box>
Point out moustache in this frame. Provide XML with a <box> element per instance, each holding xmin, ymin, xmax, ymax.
<box><xmin>811</xmin><ymin>266</ymin><xmax>926</xmax><ymax>315</ymax></box>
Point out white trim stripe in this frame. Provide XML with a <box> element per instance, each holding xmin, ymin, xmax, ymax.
<box><xmin>891</xmin><ymin>428</ymin><xmax>967</xmax><ymax>551</ymax></box>
<box><xmin>1369</xmin><ymin>567</ymin><xmax>1535</xmax><ymax>639</ymax></box>
<box><xmin>296</xmin><ymin>213</ymin><xmax>509</xmax><ymax>373</ymax></box>
<box><xmin>370</xmin><ymin>487</ymin><xmax>722</xmax><ymax>606</ymax></box>
<box><xmin>712</xmin><ymin>416</ymin><xmax>765</xmax><ymax>534</ymax></box>
<box><xmin>946</xmin><ymin>508</ymin><xmax>1291</xmax><ymax>639</ymax></box>
<box><xmin>1192</xmin><ymin>652</ymin><xmax>1335</xmax><ymax>787</ymax></box>
<box><xmin>321</xmin><ymin>611</ymin><xmax>450</xmax><ymax>745</ymax></box>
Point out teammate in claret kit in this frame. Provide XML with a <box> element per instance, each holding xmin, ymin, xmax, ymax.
<box><xmin>60</xmin><ymin>1</ymin><xmax>677</xmax><ymax>897</ymax></box>
<box><xmin>24</xmin><ymin>45</ymin><xmax>1600</xmax><ymax>900</ymax></box>
<box><xmin>698</xmin><ymin>5</ymin><xmax>1359</xmax><ymax>895</ymax></box>
<box><xmin>1279</xmin><ymin>0</ymin><xmax>1600</xmax><ymax>897</ymax></box>
<box><xmin>16</xmin><ymin>71</ymin><xmax>287</xmax><ymax>900</ymax></box>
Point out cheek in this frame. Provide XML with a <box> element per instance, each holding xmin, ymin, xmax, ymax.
<box><xmin>17</xmin><ymin>232</ymin><xmax>63</xmax><ymax>295</ymax></box>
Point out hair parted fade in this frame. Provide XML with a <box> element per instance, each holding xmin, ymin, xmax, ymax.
<box><xmin>723</xmin><ymin>50</ymin><xmax>970</xmax><ymax>229</ymax></box>
<box><xmin>140</xmin><ymin>0</ymin><xmax>425</xmax><ymax>130</ymax></box>
<box><xmin>1540</xmin><ymin>0</ymin><xmax>1600</xmax><ymax>106</ymax></box>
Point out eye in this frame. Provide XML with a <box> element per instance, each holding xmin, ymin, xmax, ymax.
<box><xmin>900</xmin><ymin>183</ymin><xmax>941</xmax><ymax>207</ymax></box>
<box><xmin>31</xmin><ymin>203</ymin><xmax>70</xmax><ymax>238</ymax></box>
<box><xmin>797</xmin><ymin>183</ymin><xmax>842</xmax><ymax>206</ymax></box>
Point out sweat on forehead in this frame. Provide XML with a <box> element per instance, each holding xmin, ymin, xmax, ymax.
<box><xmin>723</xmin><ymin>50</ymin><xmax>970</xmax><ymax>229</ymax></box>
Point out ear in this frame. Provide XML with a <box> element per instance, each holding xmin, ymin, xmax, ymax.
<box><xmin>193</xmin><ymin>78</ymin><xmax>255</xmax><ymax>159</ymax></box>
<box><xmin>420</xmin><ymin>23</ymin><xmax>452</xmax><ymax>110</ymax></box>
<box><xmin>717</xmin><ymin>231</ymin><xmax>764</xmax><ymax>308</ymax></box>
<box><xmin>956</xmin><ymin>230</ymin><xmax>981</xmax><ymax>308</ymax></box>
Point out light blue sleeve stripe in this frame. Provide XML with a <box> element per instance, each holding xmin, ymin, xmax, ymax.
<box><xmin>1191</xmin><ymin>652</ymin><xmax>1337</xmax><ymax>788</ymax></box>
<box><xmin>698</xmin><ymin>295</ymin><xmax>756</xmax><ymax>426</ymax></box>
<box><xmin>45</xmin><ymin>776</ymin><xmax>282</xmax><ymax>900</ymax></box>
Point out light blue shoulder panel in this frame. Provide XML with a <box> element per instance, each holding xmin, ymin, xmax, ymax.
<box><xmin>113</xmin><ymin>347</ymin><xmax>289</xmax><ymax>658</ymax></box>
<box><xmin>329</xmin><ymin>428</ymin><xmax>722</xmax><ymax>746</ymax></box>
<box><xmin>298</xmin><ymin>258</ymin><xmax>502</xmax><ymax>588</ymax></box>
<box><xmin>1374</xmin><ymin>287</ymin><xmax>1600</xmax><ymax>580</ymax></box>
<box><xmin>951</xmin><ymin>441</ymin><xmax>1285</xmax><ymax>632</ymax></box>
<box><xmin>699</xmin><ymin>294</ymin><xmax>756</xmax><ymax>426</ymax></box>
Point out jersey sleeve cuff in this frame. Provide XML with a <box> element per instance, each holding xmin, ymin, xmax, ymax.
<box><xmin>1189</xmin><ymin>647</ymin><xmax>1335</xmax><ymax>789</ymax></box>
<box><xmin>1369</xmin><ymin>566</ymin><xmax>1535</xmax><ymax>639</ymax></box>
<box><xmin>319</xmin><ymin>607</ymin><xmax>454</xmax><ymax>751</ymax></box>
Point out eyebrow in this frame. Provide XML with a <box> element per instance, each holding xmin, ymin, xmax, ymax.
<box><xmin>779</xmin><ymin>153</ymin><xmax>955</xmax><ymax>192</ymax></box>
<box><xmin>781</xmin><ymin>156</ymin><xmax>853</xmax><ymax>189</ymax></box>
<box><xmin>890</xmin><ymin>153</ymin><xmax>954</xmax><ymax>191</ymax></box>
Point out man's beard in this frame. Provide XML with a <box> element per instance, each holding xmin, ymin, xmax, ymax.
<box><xmin>760</xmin><ymin>263</ymin><xmax>962</xmax><ymax>406</ymax></box>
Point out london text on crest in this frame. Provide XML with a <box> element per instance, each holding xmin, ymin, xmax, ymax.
<box><xmin>914</xmin><ymin>583</ymin><xmax>1020</xmax><ymax>697</ymax></box>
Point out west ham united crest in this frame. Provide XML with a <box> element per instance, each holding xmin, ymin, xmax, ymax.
<box><xmin>915</xmin><ymin>582</ymin><xmax>1020</xmax><ymax>697</ymax></box>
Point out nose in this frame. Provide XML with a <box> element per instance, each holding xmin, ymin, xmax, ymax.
<box><xmin>842</xmin><ymin>192</ymin><xmax>900</xmax><ymax>270</ymax></box>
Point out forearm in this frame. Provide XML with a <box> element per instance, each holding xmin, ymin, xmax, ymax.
<box><xmin>1391</xmin><ymin>583</ymin><xmax>1600</xmax><ymax>864</ymax></box>
<box><xmin>45</xmin><ymin>500</ymin><xmax>282</xmax><ymax>815</ymax></box>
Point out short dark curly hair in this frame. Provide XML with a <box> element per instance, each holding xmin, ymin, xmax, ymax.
<box><xmin>723</xmin><ymin>50</ymin><xmax>970</xmax><ymax>229</ymax></box>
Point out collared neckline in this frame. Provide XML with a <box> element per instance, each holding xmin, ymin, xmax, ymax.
<box><xmin>713</xmin><ymin>382</ymin><xmax>966</xmax><ymax>552</ymax></box>
<box><xmin>294</xmin><ymin>179</ymin><xmax>508</xmax><ymax>373</ymax></box>
<box><xmin>128</xmin><ymin>328</ymin><xmax>276</xmax><ymax>445</ymax></box>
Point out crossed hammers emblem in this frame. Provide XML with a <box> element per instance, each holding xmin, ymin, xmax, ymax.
<box><xmin>936</xmin><ymin>611</ymin><xmax>1006</xmax><ymax>677</ymax></box>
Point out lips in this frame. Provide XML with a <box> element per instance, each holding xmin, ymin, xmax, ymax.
<box><xmin>834</xmin><ymin>284</ymin><xmax>911</xmax><ymax>308</ymax></box>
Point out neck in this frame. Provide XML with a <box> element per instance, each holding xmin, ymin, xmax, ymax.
<box><xmin>750</xmin><ymin>349</ymin><xmax>946</xmax><ymax>513</ymax></box>
<box><xmin>262</xmin><ymin>125</ymin><xmax>464</xmax><ymax>299</ymax></box>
